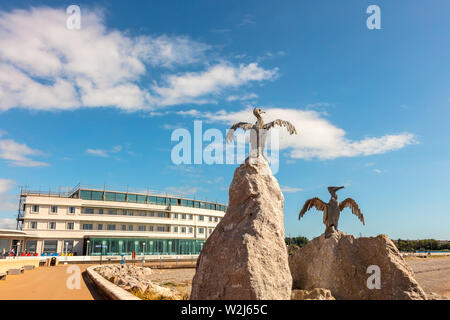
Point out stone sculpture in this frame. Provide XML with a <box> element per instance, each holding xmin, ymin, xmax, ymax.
<box><xmin>225</xmin><ymin>107</ymin><xmax>297</xmax><ymax>155</ymax></box>
<box><xmin>190</xmin><ymin>156</ymin><xmax>292</xmax><ymax>300</ymax></box>
<box><xmin>298</xmin><ymin>186</ymin><xmax>365</xmax><ymax>237</ymax></box>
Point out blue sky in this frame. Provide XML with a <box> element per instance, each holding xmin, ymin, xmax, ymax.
<box><xmin>0</xmin><ymin>0</ymin><xmax>449</xmax><ymax>240</ymax></box>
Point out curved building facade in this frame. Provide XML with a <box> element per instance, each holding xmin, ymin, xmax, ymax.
<box><xmin>14</xmin><ymin>186</ymin><xmax>227</xmax><ymax>256</ymax></box>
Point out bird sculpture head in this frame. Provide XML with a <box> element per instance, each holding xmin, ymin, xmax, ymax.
<box><xmin>253</xmin><ymin>107</ymin><xmax>265</xmax><ymax>118</ymax></box>
<box><xmin>328</xmin><ymin>186</ymin><xmax>345</xmax><ymax>197</ymax></box>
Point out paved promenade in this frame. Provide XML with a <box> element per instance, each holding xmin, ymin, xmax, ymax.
<box><xmin>0</xmin><ymin>264</ymin><xmax>104</xmax><ymax>300</ymax></box>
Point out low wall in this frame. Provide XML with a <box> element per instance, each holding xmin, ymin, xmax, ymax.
<box><xmin>0</xmin><ymin>258</ymin><xmax>40</xmax><ymax>274</ymax></box>
<box><xmin>86</xmin><ymin>265</ymin><xmax>140</xmax><ymax>300</ymax></box>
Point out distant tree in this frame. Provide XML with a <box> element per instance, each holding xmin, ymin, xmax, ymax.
<box><xmin>285</xmin><ymin>236</ymin><xmax>308</xmax><ymax>248</ymax></box>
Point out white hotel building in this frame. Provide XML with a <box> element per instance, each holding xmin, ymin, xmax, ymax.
<box><xmin>1</xmin><ymin>185</ymin><xmax>227</xmax><ymax>256</ymax></box>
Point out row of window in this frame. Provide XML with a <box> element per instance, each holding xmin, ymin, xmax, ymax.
<box><xmin>76</xmin><ymin>189</ymin><xmax>227</xmax><ymax>212</ymax></box>
<box><xmin>28</xmin><ymin>221</ymin><xmax>211</xmax><ymax>234</ymax></box>
<box><xmin>30</xmin><ymin>205</ymin><xmax>222</xmax><ymax>223</ymax></box>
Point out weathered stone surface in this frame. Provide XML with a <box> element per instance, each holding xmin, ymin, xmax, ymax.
<box><xmin>191</xmin><ymin>156</ymin><xmax>292</xmax><ymax>300</ymax></box>
<box><xmin>289</xmin><ymin>231</ymin><xmax>427</xmax><ymax>300</ymax></box>
<box><xmin>291</xmin><ymin>288</ymin><xmax>335</xmax><ymax>300</ymax></box>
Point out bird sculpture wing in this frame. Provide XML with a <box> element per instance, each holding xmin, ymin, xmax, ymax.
<box><xmin>225</xmin><ymin>122</ymin><xmax>254</xmax><ymax>143</ymax></box>
<box><xmin>298</xmin><ymin>197</ymin><xmax>327</xmax><ymax>223</ymax></box>
<box><xmin>262</xmin><ymin>119</ymin><xmax>298</xmax><ymax>135</ymax></box>
<box><xmin>339</xmin><ymin>198</ymin><xmax>365</xmax><ymax>225</ymax></box>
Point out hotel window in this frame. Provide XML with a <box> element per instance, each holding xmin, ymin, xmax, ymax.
<box><xmin>214</xmin><ymin>217</ymin><xmax>218</xmax><ymax>222</ymax></box>
<box><xmin>48</xmin><ymin>222</ymin><xmax>56</xmax><ymax>230</ymax></box>
<box><xmin>98</xmin><ymin>224</ymin><xmax>103</xmax><ymax>230</ymax></box>
<box><xmin>127</xmin><ymin>194</ymin><xmax>137</xmax><ymax>203</ymax></box>
<box><xmin>138</xmin><ymin>225</ymin><xmax>146</xmax><ymax>231</ymax></box>
<box><xmin>122</xmin><ymin>210</ymin><xmax>127</xmax><ymax>215</ymax></box>
<box><xmin>199</xmin><ymin>227</ymin><xmax>204</xmax><ymax>234</ymax></box>
<box><xmin>51</xmin><ymin>206</ymin><xmax>58</xmax><ymax>213</ymax></box>
<box><xmin>173</xmin><ymin>213</ymin><xmax>178</xmax><ymax>219</ymax></box>
<box><xmin>63</xmin><ymin>240</ymin><xmax>74</xmax><ymax>253</ymax></box>
<box><xmin>209</xmin><ymin>216</ymin><xmax>213</xmax><ymax>222</ymax></box>
<box><xmin>157</xmin><ymin>226</ymin><xmax>168</xmax><ymax>232</ymax></box>
<box><xmin>82</xmin><ymin>224</ymin><xmax>93</xmax><ymax>230</ymax></box>
<box><xmin>137</xmin><ymin>195</ymin><xmax>146</xmax><ymax>203</ymax></box>
<box><xmin>43</xmin><ymin>240</ymin><xmax>57</xmax><ymax>254</ymax></box>
<box><xmin>32</xmin><ymin>205</ymin><xmax>39</xmax><ymax>213</ymax></box>
<box><xmin>181</xmin><ymin>214</ymin><xmax>186</xmax><ymax>219</ymax></box>
<box><xmin>128</xmin><ymin>211</ymin><xmax>134</xmax><ymax>216</ymax></box>
<box><xmin>26</xmin><ymin>240</ymin><xmax>37</xmax><ymax>253</ymax></box>
<box><xmin>122</xmin><ymin>225</ymin><xmax>127</xmax><ymax>231</ymax></box>
<box><xmin>187</xmin><ymin>200</ymin><xmax>193</xmax><ymax>207</ymax></box>
<box><xmin>194</xmin><ymin>201</ymin><xmax>200</xmax><ymax>208</ymax></box>
<box><xmin>189</xmin><ymin>214</ymin><xmax>193</xmax><ymax>220</ymax></box>
<box><xmin>149</xmin><ymin>226</ymin><xmax>153</xmax><ymax>231</ymax></box>
<box><xmin>148</xmin><ymin>196</ymin><xmax>157</xmax><ymax>204</ymax></box>
<box><xmin>108</xmin><ymin>209</ymin><xmax>117</xmax><ymax>215</ymax></box>
<box><xmin>156</xmin><ymin>197</ymin><xmax>165</xmax><ymax>205</ymax></box>
<box><xmin>69</xmin><ymin>207</ymin><xmax>75</xmax><ymax>214</ymax></box>
<box><xmin>107</xmin><ymin>224</ymin><xmax>116</xmax><ymax>230</ymax></box>
<box><xmin>128</xmin><ymin>225</ymin><xmax>133</xmax><ymax>231</ymax></box>
<box><xmin>209</xmin><ymin>228</ymin><xmax>213</xmax><ymax>234</ymax></box>
<box><xmin>66</xmin><ymin>222</ymin><xmax>74</xmax><ymax>230</ymax></box>
<box><xmin>189</xmin><ymin>227</ymin><xmax>193</xmax><ymax>233</ymax></box>
<box><xmin>139</xmin><ymin>211</ymin><xmax>146</xmax><ymax>217</ymax></box>
<box><xmin>157</xmin><ymin>212</ymin><xmax>169</xmax><ymax>218</ymax></box>
<box><xmin>30</xmin><ymin>221</ymin><xmax>37</xmax><ymax>229</ymax></box>
<box><xmin>173</xmin><ymin>226</ymin><xmax>178</xmax><ymax>232</ymax></box>
<box><xmin>181</xmin><ymin>227</ymin><xmax>186</xmax><ymax>233</ymax></box>
<box><xmin>149</xmin><ymin>212</ymin><xmax>154</xmax><ymax>217</ymax></box>
<box><xmin>199</xmin><ymin>215</ymin><xmax>204</xmax><ymax>221</ymax></box>
<box><xmin>83</xmin><ymin>208</ymin><xmax>94</xmax><ymax>214</ymax></box>
<box><xmin>99</xmin><ymin>209</ymin><xmax>103</xmax><ymax>214</ymax></box>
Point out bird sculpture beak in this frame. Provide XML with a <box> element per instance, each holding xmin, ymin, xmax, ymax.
<box><xmin>260</xmin><ymin>110</ymin><xmax>265</xmax><ymax>114</ymax></box>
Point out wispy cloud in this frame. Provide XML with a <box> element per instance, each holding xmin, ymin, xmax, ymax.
<box><xmin>0</xmin><ymin>218</ymin><xmax>16</xmax><ymax>229</ymax></box>
<box><xmin>178</xmin><ymin>106</ymin><xmax>417</xmax><ymax>160</ymax></box>
<box><xmin>280</xmin><ymin>186</ymin><xmax>304</xmax><ymax>193</ymax></box>
<box><xmin>0</xmin><ymin>178</ymin><xmax>18</xmax><ymax>214</ymax></box>
<box><xmin>227</xmin><ymin>92</ymin><xmax>258</xmax><ymax>102</ymax></box>
<box><xmin>86</xmin><ymin>145</ymin><xmax>122</xmax><ymax>158</ymax></box>
<box><xmin>0</xmin><ymin>7</ymin><xmax>276</xmax><ymax>111</ymax></box>
<box><xmin>239</xmin><ymin>14</ymin><xmax>256</xmax><ymax>26</ymax></box>
<box><xmin>0</xmin><ymin>135</ymin><xmax>48</xmax><ymax>167</ymax></box>
<box><xmin>165</xmin><ymin>185</ymin><xmax>200</xmax><ymax>196</ymax></box>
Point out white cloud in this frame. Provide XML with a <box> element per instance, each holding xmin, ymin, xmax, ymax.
<box><xmin>165</xmin><ymin>185</ymin><xmax>200</xmax><ymax>196</ymax></box>
<box><xmin>280</xmin><ymin>186</ymin><xmax>303</xmax><ymax>193</ymax></box>
<box><xmin>0</xmin><ymin>138</ymin><xmax>48</xmax><ymax>167</ymax></box>
<box><xmin>151</xmin><ymin>63</ymin><xmax>277</xmax><ymax>106</ymax></box>
<box><xmin>0</xmin><ymin>218</ymin><xmax>16</xmax><ymax>229</ymax></box>
<box><xmin>0</xmin><ymin>178</ymin><xmax>14</xmax><ymax>194</ymax></box>
<box><xmin>227</xmin><ymin>92</ymin><xmax>258</xmax><ymax>102</ymax></box>
<box><xmin>0</xmin><ymin>7</ymin><xmax>276</xmax><ymax>111</ymax></box>
<box><xmin>86</xmin><ymin>145</ymin><xmax>122</xmax><ymax>158</ymax></box>
<box><xmin>0</xmin><ymin>179</ymin><xmax>17</xmax><ymax>214</ymax></box>
<box><xmin>179</xmin><ymin>106</ymin><xmax>417</xmax><ymax>160</ymax></box>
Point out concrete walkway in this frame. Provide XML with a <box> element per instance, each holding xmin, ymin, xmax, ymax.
<box><xmin>0</xmin><ymin>264</ymin><xmax>105</xmax><ymax>300</ymax></box>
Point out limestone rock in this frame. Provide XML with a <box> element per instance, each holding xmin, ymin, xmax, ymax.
<box><xmin>291</xmin><ymin>288</ymin><xmax>335</xmax><ymax>300</ymax></box>
<box><xmin>289</xmin><ymin>231</ymin><xmax>427</xmax><ymax>300</ymax></box>
<box><xmin>191</xmin><ymin>156</ymin><xmax>292</xmax><ymax>300</ymax></box>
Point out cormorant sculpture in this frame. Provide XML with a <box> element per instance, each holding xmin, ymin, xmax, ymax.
<box><xmin>298</xmin><ymin>186</ymin><xmax>365</xmax><ymax>237</ymax></box>
<box><xmin>225</xmin><ymin>107</ymin><xmax>297</xmax><ymax>155</ymax></box>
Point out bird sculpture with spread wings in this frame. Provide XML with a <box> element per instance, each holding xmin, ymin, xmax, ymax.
<box><xmin>225</xmin><ymin>107</ymin><xmax>297</xmax><ymax>156</ymax></box>
<box><xmin>298</xmin><ymin>186</ymin><xmax>365</xmax><ymax>237</ymax></box>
